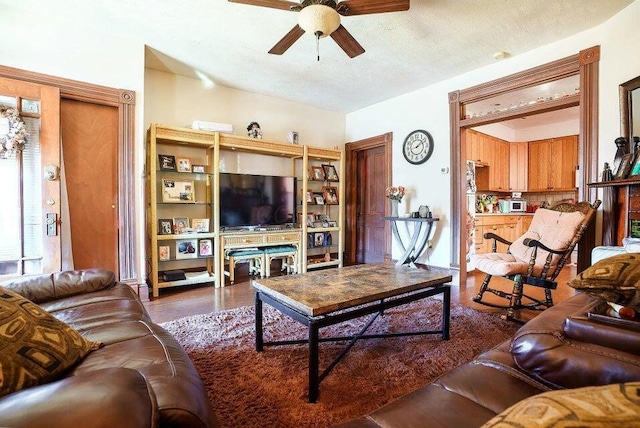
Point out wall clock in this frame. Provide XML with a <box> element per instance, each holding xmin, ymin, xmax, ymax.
<box><xmin>403</xmin><ymin>129</ymin><xmax>434</xmax><ymax>165</ymax></box>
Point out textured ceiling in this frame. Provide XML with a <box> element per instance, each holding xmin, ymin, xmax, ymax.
<box><xmin>9</xmin><ymin>0</ymin><xmax>634</xmax><ymax>113</ymax></box>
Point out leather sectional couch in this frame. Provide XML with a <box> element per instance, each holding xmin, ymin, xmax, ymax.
<box><xmin>336</xmin><ymin>291</ymin><xmax>640</xmax><ymax>427</ymax></box>
<box><xmin>0</xmin><ymin>269</ymin><xmax>219</xmax><ymax>428</ymax></box>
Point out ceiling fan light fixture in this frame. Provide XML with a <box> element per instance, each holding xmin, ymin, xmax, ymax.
<box><xmin>298</xmin><ymin>4</ymin><xmax>340</xmax><ymax>38</ymax></box>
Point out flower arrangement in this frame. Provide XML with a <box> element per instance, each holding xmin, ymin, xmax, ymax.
<box><xmin>386</xmin><ymin>186</ymin><xmax>405</xmax><ymax>202</ymax></box>
<box><xmin>0</xmin><ymin>105</ymin><xmax>28</xmax><ymax>159</ymax></box>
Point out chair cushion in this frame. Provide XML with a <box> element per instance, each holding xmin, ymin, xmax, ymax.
<box><xmin>480</xmin><ymin>382</ymin><xmax>640</xmax><ymax>427</ymax></box>
<box><xmin>472</xmin><ymin>253</ymin><xmax>530</xmax><ymax>276</ymax></box>
<box><xmin>0</xmin><ymin>286</ymin><xmax>103</xmax><ymax>397</ymax></box>
<box><xmin>568</xmin><ymin>252</ymin><xmax>640</xmax><ymax>311</ymax></box>
<box><xmin>262</xmin><ymin>245</ymin><xmax>297</xmax><ymax>254</ymax></box>
<box><xmin>509</xmin><ymin>208</ymin><xmax>585</xmax><ymax>269</ymax></box>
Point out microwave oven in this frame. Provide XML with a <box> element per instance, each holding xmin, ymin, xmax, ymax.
<box><xmin>509</xmin><ymin>199</ymin><xmax>527</xmax><ymax>212</ymax></box>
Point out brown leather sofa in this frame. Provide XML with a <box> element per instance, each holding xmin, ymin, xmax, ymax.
<box><xmin>0</xmin><ymin>269</ymin><xmax>219</xmax><ymax>428</ymax></box>
<box><xmin>336</xmin><ymin>292</ymin><xmax>640</xmax><ymax>427</ymax></box>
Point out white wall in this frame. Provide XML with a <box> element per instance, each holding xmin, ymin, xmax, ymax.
<box><xmin>346</xmin><ymin>0</ymin><xmax>640</xmax><ymax>270</ymax></box>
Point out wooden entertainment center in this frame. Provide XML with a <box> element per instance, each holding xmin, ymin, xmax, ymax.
<box><xmin>588</xmin><ymin>176</ymin><xmax>640</xmax><ymax>246</ymax></box>
<box><xmin>146</xmin><ymin>124</ymin><xmax>344</xmax><ymax>297</ymax></box>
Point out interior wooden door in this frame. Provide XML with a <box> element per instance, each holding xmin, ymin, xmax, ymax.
<box><xmin>356</xmin><ymin>145</ymin><xmax>387</xmax><ymax>263</ymax></box>
<box><xmin>60</xmin><ymin>99</ymin><xmax>119</xmax><ymax>274</ymax></box>
<box><xmin>0</xmin><ymin>77</ymin><xmax>60</xmax><ymax>275</ymax></box>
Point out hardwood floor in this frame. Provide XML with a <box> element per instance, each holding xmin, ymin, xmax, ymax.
<box><xmin>144</xmin><ymin>263</ymin><xmax>578</xmax><ymax>324</ymax></box>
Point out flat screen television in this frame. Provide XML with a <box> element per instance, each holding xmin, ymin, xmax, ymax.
<box><xmin>219</xmin><ymin>173</ymin><xmax>297</xmax><ymax>228</ymax></box>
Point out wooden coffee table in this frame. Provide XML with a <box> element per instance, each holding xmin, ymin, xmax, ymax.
<box><xmin>252</xmin><ymin>262</ymin><xmax>452</xmax><ymax>402</ymax></box>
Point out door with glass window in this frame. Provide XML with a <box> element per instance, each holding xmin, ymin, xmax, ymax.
<box><xmin>0</xmin><ymin>77</ymin><xmax>60</xmax><ymax>277</ymax></box>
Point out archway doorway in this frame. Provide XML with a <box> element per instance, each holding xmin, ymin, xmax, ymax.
<box><xmin>449</xmin><ymin>46</ymin><xmax>600</xmax><ymax>284</ymax></box>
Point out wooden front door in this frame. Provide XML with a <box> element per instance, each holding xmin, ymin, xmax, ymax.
<box><xmin>0</xmin><ymin>77</ymin><xmax>61</xmax><ymax>275</ymax></box>
<box><xmin>345</xmin><ymin>133</ymin><xmax>392</xmax><ymax>265</ymax></box>
<box><xmin>60</xmin><ymin>99</ymin><xmax>119</xmax><ymax>274</ymax></box>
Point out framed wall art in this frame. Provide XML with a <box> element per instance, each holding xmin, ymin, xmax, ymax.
<box><xmin>162</xmin><ymin>179</ymin><xmax>195</xmax><ymax>203</ymax></box>
<box><xmin>173</xmin><ymin>217</ymin><xmax>189</xmax><ymax>234</ymax></box>
<box><xmin>191</xmin><ymin>218</ymin><xmax>210</xmax><ymax>232</ymax></box>
<box><xmin>158</xmin><ymin>245</ymin><xmax>171</xmax><ymax>261</ymax></box>
<box><xmin>158</xmin><ymin>154</ymin><xmax>176</xmax><ymax>171</ymax></box>
<box><xmin>192</xmin><ymin>164</ymin><xmax>206</xmax><ymax>174</ymax></box>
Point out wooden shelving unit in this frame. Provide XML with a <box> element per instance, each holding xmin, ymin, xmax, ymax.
<box><xmin>146</xmin><ymin>124</ymin><xmax>344</xmax><ymax>296</ymax></box>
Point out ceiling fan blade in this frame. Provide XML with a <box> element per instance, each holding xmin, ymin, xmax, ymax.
<box><xmin>268</xmin><ymin>25</ymin><xmax>305</xmax><ymax>55</ymax></box>
<box><xmin>227</xmin><ymin>0</ymin><xmax>299</xmax><ymax>12</ymax></box>
<box><xmin>337</xmin><ymin>0</ymin><xmax>410</xmax><ymax>16</ymax></box>
<box><xmin>330</xmin><ymin>25</ymin><xmax>365</xmax><ymax>58</ymax></box>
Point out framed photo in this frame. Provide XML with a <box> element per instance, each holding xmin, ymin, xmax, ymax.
<box><xmin>307</xmin><ymin>233</ymin><xmax>314</xmax><ymax>248</ymax></box>
<box><xmin>158</xmin><ymin>245</ymin><xmax>171</xmax><ymax>261</ymax></box>
<box><xmin>191</xmin><ymin>218</ymin><xmax>210</xmax><ymax>232</ymax></box>
<box><xmin>614</xmin><ymin>153</ymin><xmax>633</xmax><ymax>179</ymax></box>
<box><xmin>327</xmin><ymin>220</ymin><xmax>338</xmax><ymax>227</ymax></box>
<box><xmin>323</xmin><ymin>186</ymin><xmax>339</xmax><ymax>205</ymax></box>
<box><xmin>306</xmin><ymin>191</ymin><xmax>313</xmax><ymax>203</ymax></box>
<box><xmin>198</xmin><ymin>239</ymin><xmax>213</xmax><ymax>256</ymax></box>
<box><xmin>192</xmin><ymin>164</ymin><xmax>206</xmax><ymax>174</ymax></box>
<box><xmin>173</xmin><ymin>217</ymin><xmax>189</xmax><ymax>234</ymax></box>
<box><xmin>311</xmin><ymin>166</ymin><xmax>325</xmax><ymax>181</ymax></box>
<box><xmin>306</xmin><ymin>214</ymin><xmax>315</xmax><ymax>227</ymax></box>
<box><xmin>158</xmin><ymin>218</ymin><xmax>174</xmax><ymax>235</ymax></box>
<box><xmin>322</xmin><ymin>164</ymin><xmax>339</xmax><ymax>182</ymax></box>
<box><xmin>177</xmin><ymin>158</ymin><xmax>192</xmax><ymax>172</ymax></box>
<box><xmin>325</xmin><ymin>232</ymin><xmax>333</xmax><ymax>246</ymax></box>
<box><xmin>630</xmin><ymin>153</ymin><xmax>640</xmax><ymax>176</ymax></box>
<box><xmin>314</xmin><ymin>193</ymin><xmax>325</xmax><ymax>205</ymax></box>
<box><xmin>162</xmin><ymin>179</ymin><xmax>195</xmax><ymax>203</ymax></box>
<box><xmin>314</xmin><ymin>232</ymin><xmax>325</xmax><ymax>247</ymax></box>
<box><xmin>158</xmin><ymin>154</ymin><xmax>176</xmax><ymax>171</ymax></box>
<box><xmin>175</xmin><ymin>239</ymin><xmax>198</xmax><ymax>259</ymax></box>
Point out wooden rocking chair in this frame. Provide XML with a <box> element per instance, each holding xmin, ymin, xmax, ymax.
<box><xmin>470</xmin><ymin>199</ymin><xmax>601</xmax><ymax>322</ymax></box>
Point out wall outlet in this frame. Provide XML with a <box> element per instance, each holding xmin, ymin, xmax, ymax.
<box><xmin>440</xmin><ymin>167</ymin><xmax>449</xmax><ymax>174</ymax></box>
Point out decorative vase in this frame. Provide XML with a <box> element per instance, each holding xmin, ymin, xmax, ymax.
<box><xmin>391</xmin><ymin>199</ymin><xmax>399</xmax><ymax>217</ymax></box>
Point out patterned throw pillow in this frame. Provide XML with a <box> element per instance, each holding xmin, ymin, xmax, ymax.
<box><xmin>0</xmin><ymin>286</ymin><xmax>102</xmax><ymax>397</ymax></box>
<box><xmin>568</xmin><ymin>253</ymin><xmax>640</xmax><ymax>311</ymax></box>
<box><xmin>481</xmin><ymin>382</ymin><xmax>640</xmax><ymax>427</ymax></box>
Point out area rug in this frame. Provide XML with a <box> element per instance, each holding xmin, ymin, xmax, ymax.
<box><xmin>160</xmin><ymin>298</ymin><xmax>519</xmax><ymax>428</ymax></box>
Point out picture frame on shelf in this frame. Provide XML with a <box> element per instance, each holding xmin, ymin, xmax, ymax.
<box><xmin>192</xmin><ymin>164</ymin><xmax>206</xmax><ymax>174</ymax></box>
<box><xmin>327</xmin><ymin>220</ymin><xmax>338</xmax><ymax>227</ymax></box>
<box><xmin>323</xmin><ymin>186</ymin><xmax>339</xmax><ymax>205</ymax></box>
<box><xmin>306</xmin><ymin>191</ymin><xmax>313</xmax><ymax>203</ymax></box>
<box><xmin>162</xmin><ymin>179</ymin><xmax>195</xmax><ymax>203</ymax></box>
<box><xmin>306</xmin><ymin>214</ymin><xmax>315</xmax><ymax>227</ymax></box>
<box><xmin>614</xmin><ymin>153</ymin><xmax>633</xmax><ymax>179</ymax></box>
<box><xmin>158</xmin><ymin>218</ymin><xmax>174</xmax><ymax>235</ymax></box>
<box><xmin>311</xmin><ymin>166</ymin><xmax>325</xmax><ymax>181</ymax></box>
<box><xmin>158</xmin><ymin>245</ymin><xmax>171</xmax><ymax>261</ymax></box>
<box><xmin>198</xmin><ymin>239</ymin><xmax>213</xmax><ymax>257</ymax></box>
<box><xmin>177</xmin><ymin>157</ymin><xmax>192</xmax><ymax>173</ymax></box>
<box><xmin>307</xmin><ymin>233</ymin><xmax>314</xmax><ymax>248</ymax></box>
<box><xmin>314</xmin><ymin>193</ymin><xmax>325</xmax><ymax>205</ymax></box>
<box><xmin>158</xmin><ymin>154</ymin><xmax>176</xmax><ymax>171</ymax></box>
<box><xmin>173</xmin><ymin>217</ymin><xmax>189</xmax><ymax>234</ymax></box>
<box><xmin>314</xmin><ymin>232</ymin><xmax>325</xmax><ymax>247</ymax></box>
<box><xmin>175</xmin><ymin>239</ymin><xmax>198</xmax><ymax>259</ymax></box>
<box><xmin>191</xmin><ymin>218</ymin><xmax>210</xmax><ymax>232</ymax></box>
<box><xmin>325</xmin><ymin>232</ymin><xmax>333</xmax><ymax>246</ymax></box>
<box><xmin>322</xmin><ymin>164</ymin><xmax>339</xmax><ymax>182</ymax></box>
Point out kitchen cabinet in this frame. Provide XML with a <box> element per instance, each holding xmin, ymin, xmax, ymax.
<box><xmin>509</xmin><ymin>142</ymin><xmax>528</xmax><ymax>191</ymax></box>
<box><xmin>528</xmin><ymin>136</ymin><xmax>577</xmax><ymax>191</ymax></box>
<box><xmin>489</xmin><ymin>139</ymin><xmax>510</xmax><ymax>192</ymax></box>
<box><xmin>467</xmin><ymin>130</ymin><xmax>509</xmax><ymax>192</ymax></box>
<box><xmin>474</xmin><ymin>215</ymin><xmax>531</xmax><ymax>255</ymax></box>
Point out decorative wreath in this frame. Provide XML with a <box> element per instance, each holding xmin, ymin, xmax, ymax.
<box><xmin>0</xmin><ymin>105</ymin><xmax>28</xmax><ymax>159</ymax></box>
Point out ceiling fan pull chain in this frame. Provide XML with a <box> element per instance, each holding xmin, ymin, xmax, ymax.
<box><xmin>315</xmin><ymin>31</ymin><xmax>322</xmax><ymax>61</ymax></box>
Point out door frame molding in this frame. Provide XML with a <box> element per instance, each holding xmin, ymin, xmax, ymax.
<box><xmin>0</xmin><ymin>65</ymin><xmax>137</xmax><ymax>284</ymax></box>
<box><xmin>449</xmin><ymin>46</ymin><xmax>600</xmax><ymax>282</ymax></box>
<box><xmin>345</xmin><ymin>133</ymin><xmax>393</xmax><ymax>264</ymax></box>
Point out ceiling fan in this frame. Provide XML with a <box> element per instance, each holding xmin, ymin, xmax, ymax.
<box><xmin>228</xmin><ymin>0</ymin><xmax>410</xmax><ymax>59</ymax></box>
